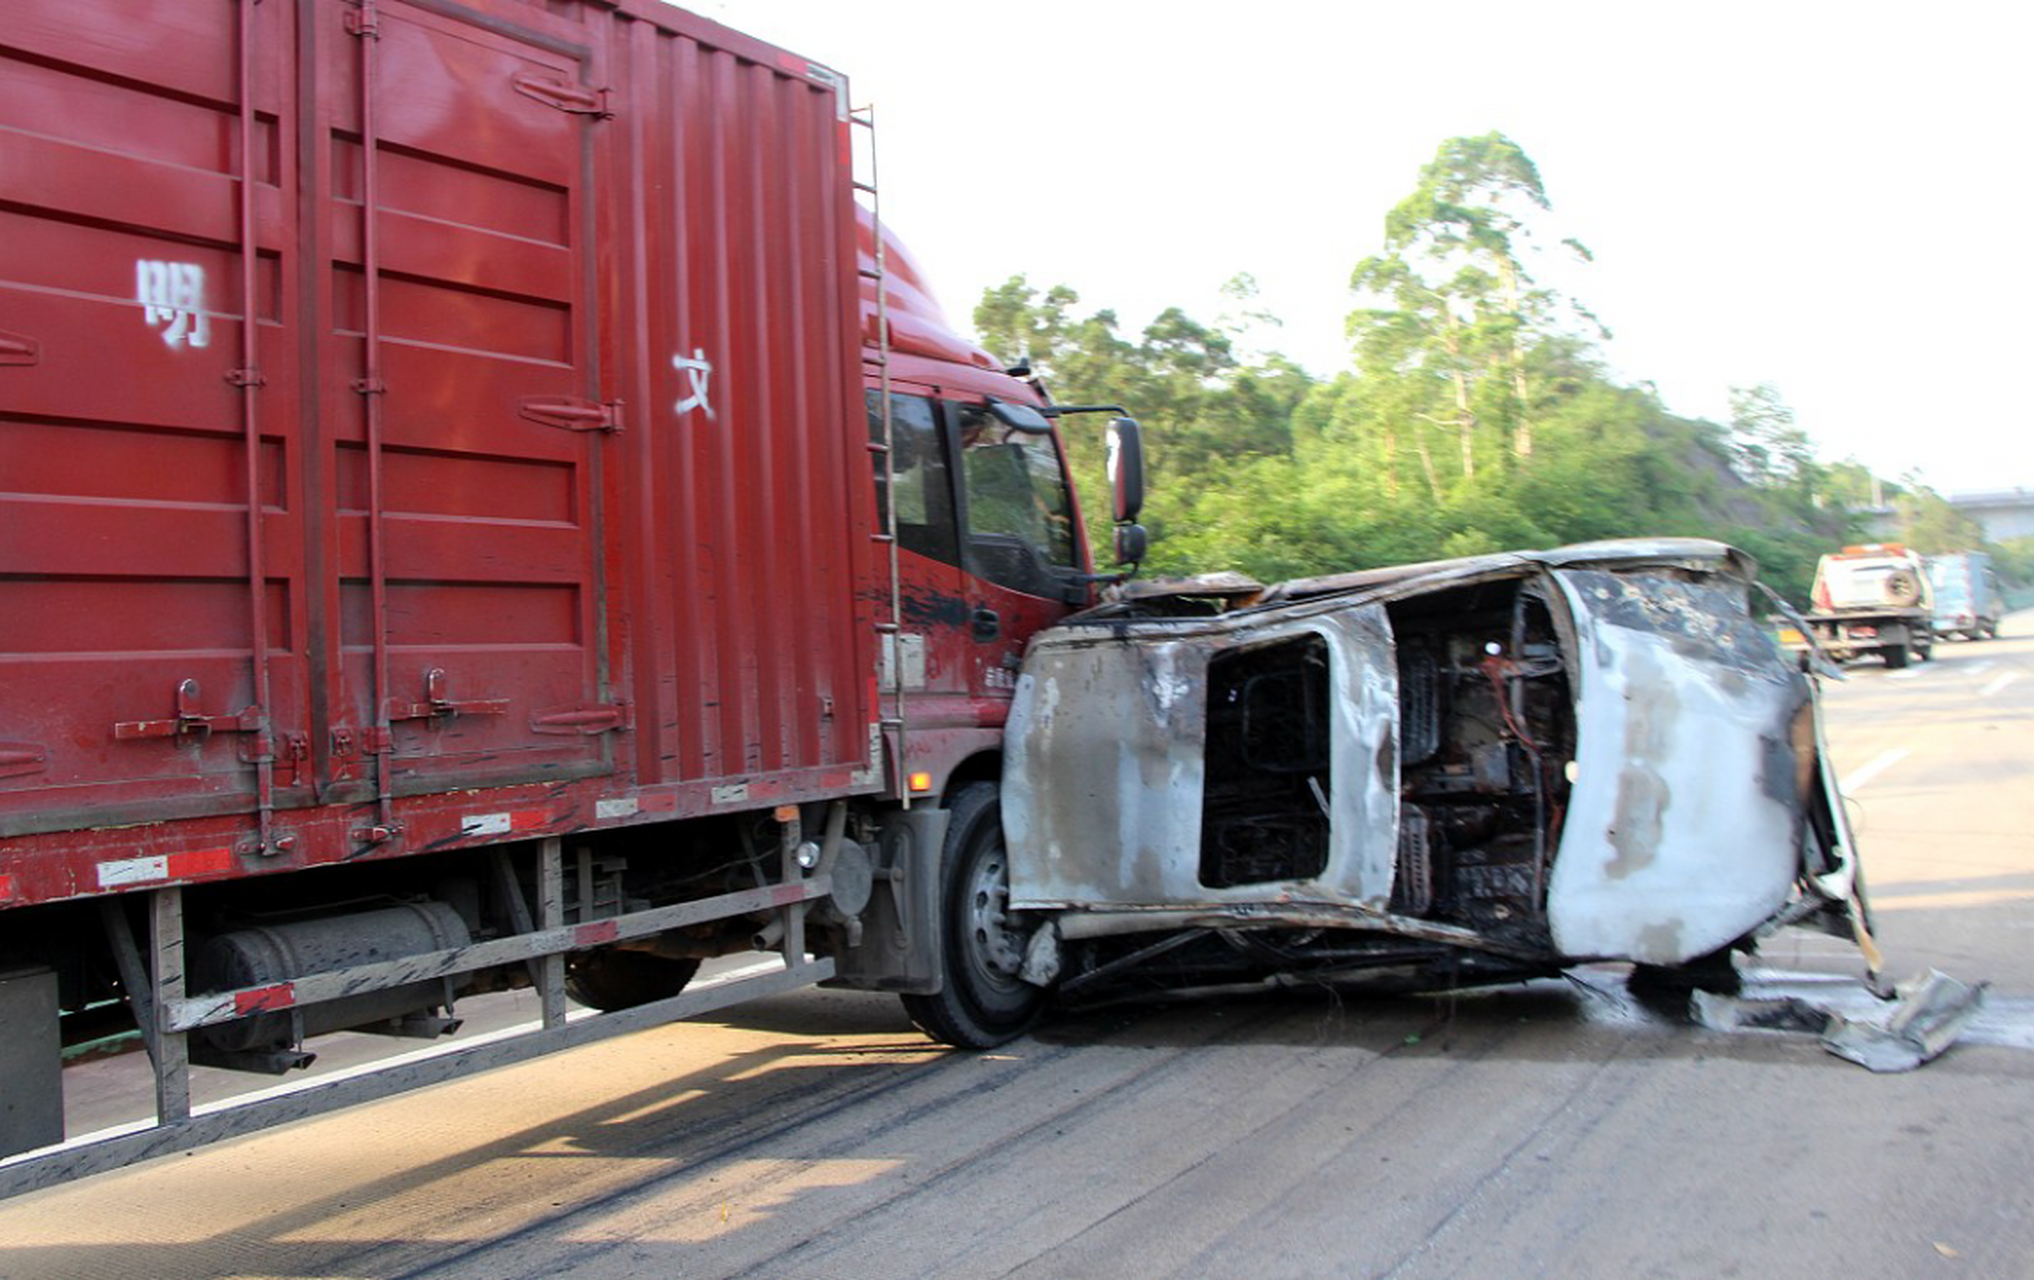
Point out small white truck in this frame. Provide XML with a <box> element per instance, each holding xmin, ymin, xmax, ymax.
<box><xmin>1789</xmin><ymin>543</ymin><xmax>1936</xmax><ymax>668</ymax></box>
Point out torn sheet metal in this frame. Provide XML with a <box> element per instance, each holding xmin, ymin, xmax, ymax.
<box><xmin>1821</xmin><ymin>970</ymin><xmax>1989</xmax><ymax>1072</ymax></box>
<box><xmin>1693</xmin><ymin>969</ymin><xmax>1987</xmax><ymax>1072</ymax></box>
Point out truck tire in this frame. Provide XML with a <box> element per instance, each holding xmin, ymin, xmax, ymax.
<box><xmin>1883</xmin><ymin>641</ymin><xmax>1910</xmax><ymax>670</ymax></box>
<box><xmin>564</xmin><ymin>950</ymin><xmax>701</xmax><ymax>1011</ymax></box>
<box><xmin>900</xmin><ymin>782</ymin><xmax>1044</xmax><ymax>1049</ymax></box>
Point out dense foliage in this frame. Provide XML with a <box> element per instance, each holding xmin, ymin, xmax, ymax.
<box><xmin>969</xmin><ymin>132</ymin><xmax>2006</xmax><ymax>605</ymax></box>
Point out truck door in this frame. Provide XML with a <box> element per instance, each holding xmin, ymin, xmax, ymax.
<box><xmin>868</xmin><ymin>384</ymin><xmax>975</xmax><ymax>731</ymax></box>
<box><xmin>315</xmin><ymin>0</ymin><xmax>615</xmax><ymax>799</ymax></box>
<box><xmin>951</xmin><ymin>401</ymin><xmax>1087</xmax><ymax>705</ymax></box>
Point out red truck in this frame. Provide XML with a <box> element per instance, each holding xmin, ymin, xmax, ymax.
<box><xmin>0</xmin><ymin>0</ymin><xmax>1144</xmax><ymax>1191</ymax></box>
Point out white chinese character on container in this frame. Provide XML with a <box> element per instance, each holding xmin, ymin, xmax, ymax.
<box><xmin>136</xmin><ymin>260</ymin><xmax>211</xmax><ymax>349</ymax></box>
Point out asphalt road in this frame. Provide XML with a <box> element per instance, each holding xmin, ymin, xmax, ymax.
<box><xmin>3</xmin><ymin>617</ymin><xmax>2030</xmax><ymax>1279</ymax></box>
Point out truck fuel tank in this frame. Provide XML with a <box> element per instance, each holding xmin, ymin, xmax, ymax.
<box><xmin>192</xmin><ymin>901</ymin><xmax>471</xmax><ymax>1065</ymax></box>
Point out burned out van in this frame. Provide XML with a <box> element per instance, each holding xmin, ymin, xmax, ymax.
<box><xmin>954</xmin><ymin>540</ymin><xmax>1874</xmax><ymax>1041</ymax></box>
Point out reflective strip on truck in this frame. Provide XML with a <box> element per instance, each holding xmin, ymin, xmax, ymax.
<box><xmin>95</xmin><ymin>847</ymin><xmax>234</xmax><ymax>889</ymax></box>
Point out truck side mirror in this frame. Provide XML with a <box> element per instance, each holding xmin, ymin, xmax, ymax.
<box><xmin>1106</xmin><ymin>416</ymin><xmax>1144</xmax><ymax>524</ymax></box>
<box><xmin>986</xmin><ymin>399</ymin><xmax>1052</xmax><ymax>434</ymax></box>
<box><xmin>1113</xmin><ymin>523</ymin><xmax>1148</xmax><ymax>567</ymax></box>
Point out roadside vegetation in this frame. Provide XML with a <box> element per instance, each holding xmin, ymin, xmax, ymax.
<box><xmin>973</xmin><ymin>132</ymin><xmax>2017</xmax><ymax>605</ymax></box>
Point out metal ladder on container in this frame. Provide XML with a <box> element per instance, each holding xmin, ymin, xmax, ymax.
<box><xmin>850</xmin><ymin>104</ymin><xmax>911</xmax><ymax>807</ymax></box>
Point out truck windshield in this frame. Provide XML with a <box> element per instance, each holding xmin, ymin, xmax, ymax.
<box><xmin>1926</xmin><ymin>561</ymin><xmax>1965</xmax><ymax>596</ymax></box>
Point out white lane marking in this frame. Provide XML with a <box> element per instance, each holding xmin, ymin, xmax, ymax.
<box><xmin>1980</xmin><ymin>671</ymin><xmax>2022</xmax><ymax>698</ymax></box>
<box><xmin>1964</xmin><ymin>661</ymin><xmax>1996</xmax><ymax>679</ymax></box>
<box><xmin>1888</xmin><ymin>667</ymin><xmax>1928</xmax><ymax>681</ymax></box>
<box><xmin>1840</xmin><ymin>747</ymin><xmax>1910</xmax><ymax>794</ymax></box>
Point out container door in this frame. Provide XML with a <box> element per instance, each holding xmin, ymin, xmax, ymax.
<box><xmin>318</xmin><ymin>0</ymin><xmax>615</xmax><ymax>799</ymax></box>
<box><xmin>0</xmin><ymin>0</ymin><xmax>310</xmax><ymax>839</ymax></box>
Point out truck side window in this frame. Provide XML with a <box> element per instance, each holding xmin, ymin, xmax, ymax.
<box><xmin>956</xmin><ymin>403</ymin><xmax>1078</xmax><ymax>599</ymax></box>
<box><xmin>867</xmin><ymin>390</ymin><xmax>959</xmax><ymax>566</ymax></box>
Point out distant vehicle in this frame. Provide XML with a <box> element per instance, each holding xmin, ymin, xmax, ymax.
<box><xmin>1785</xmin><ymin>544</ymin><xmax>1936</xmax><ymax>668</ymax></box>
<box><xmin>997</xmin><ymin>540</ymin><xmax>1874</xmax><ymax>1032</ymax></box>
<box><xmin>1926</xmin><ymin>552</ymin><xmax>2004</xmax><ymax>641</ymax></box>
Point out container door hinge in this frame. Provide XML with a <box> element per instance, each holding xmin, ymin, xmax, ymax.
<box><xmin>345</xmin><ymin>2</ymin><xmax>380</xmax><ymax>39</ymax></box>
<box><xmin>518</xmin><ymin>395</ymin><xmax>623</xmax><ymax>433</ymax></box>
<box><xmin>276</xmin><ymin>733</ymin><xmax>310</xmax><ymax>787</ymax></box>
<box><xmin>226</xmin><ymin>367</ymin><xmax>266</xmax><ymax>388</ymax></box>
<box><xmin>385</xmin><ymin>668</ymin><xmax>510</xmax><ymax>725</ymax></box>
<box><xmin>531</xmin><ymin>703</ymin><xmax>630</xmax><ymax>736</ymax></box>
<box><xmin>512</xmin><ymin>75</ymin><xmax>613</xmax><ymax>119</ymax></box>
<box><xmin>114</xmin><ymin>680</ymin><xmax>263</xmax><ymax>745</ymax></box>
<box><xmin>0</xmin><ymin>330</ymin><xmax>38</xmax><ymax>367</ymax></box>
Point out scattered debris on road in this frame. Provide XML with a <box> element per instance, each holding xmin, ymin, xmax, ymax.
<box><xmin>1694</xmin><ymin>968</ymin><xmax>1989</xmax><ymax>1071</ymax></box>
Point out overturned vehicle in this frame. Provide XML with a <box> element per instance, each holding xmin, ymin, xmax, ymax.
<box><xmin>913</xmin><ymin>540</ymin><xmax>1876</xmax><ymax>1048</ymax></box>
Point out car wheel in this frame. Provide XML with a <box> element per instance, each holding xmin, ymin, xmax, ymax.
<box><xmin>900</xmin><ymin>782</ymin><xmax>1044</xmax><ymax>1049</ymax></box>
<box><xmin>564</xmin><ymin>949</ymin><xmax>701</xmax><ymax>1011</ymax></box>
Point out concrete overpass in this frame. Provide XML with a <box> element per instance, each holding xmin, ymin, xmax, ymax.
<box><xmin>1858</xmin><ymin>487</ymin><xmax>2034</xmax><ymax>542</ymax></box>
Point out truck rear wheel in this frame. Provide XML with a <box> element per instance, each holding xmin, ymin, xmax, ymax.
<box><xmin>1883</xmin><ymin>642</ymin><xmax>1910</xmax><ymax>669</ymax></box>
<box><xmin>564</xmin><ymin>950</ymin><xmax>701</xmax><ymax>1011</ymax></box>
<box><xmin>900</xmin><ymin>782</ymin><xmax>1044</xmax><ymax>1049</ymax></box>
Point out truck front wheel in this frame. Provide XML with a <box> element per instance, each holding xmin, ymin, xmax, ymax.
<box><xmin>900</xmin><ymin>782</ymin><xmax>1044</xmax><ymax>1049</ymax></box>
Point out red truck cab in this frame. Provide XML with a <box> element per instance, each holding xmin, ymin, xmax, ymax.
<box><xmin>856</xmin><ymin>211</ymin><xmax>1106</xmax><ymax>801</ymax></box>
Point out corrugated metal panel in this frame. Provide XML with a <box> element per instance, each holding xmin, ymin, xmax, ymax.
<box><xmin>313</xmin><ymin>0</ymin><xmax>616</xmax><ymax>798</ymax></box>
<box><xmin>0</xmin><ymin>0</ymin><xmax>875</xmax><ymax>890</ymax></box>
<box><xmin>598</xmin><ymin>4</ymin><xmax>872</xmax><ymax>788</ymax></box>
<box><xmin>0</xmin><ymin>0</ymin><xmax>309</xmax><ymax>835</ymax></box>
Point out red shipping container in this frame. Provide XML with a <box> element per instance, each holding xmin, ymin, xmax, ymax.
<box><xmin>0</xmin><ymin>0</ymin><xmax>879</xmax><ymax>902</ymax></box>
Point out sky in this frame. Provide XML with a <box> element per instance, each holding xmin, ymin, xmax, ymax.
<box><xmin>702</xmin><ymin>0</ymin><xmax>2032</xmax><ymax>497</ymax></box>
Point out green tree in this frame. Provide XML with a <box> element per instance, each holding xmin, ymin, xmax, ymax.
<box><xmin>970</xmin><ymin>276</ymin><xmax>1313</xmax><ymax>577</ymax></box>
<box><xmin>1726</xmin><ymin>384</ymin><xmax>1818</xmax><ymax>491</ymax></box>
<box><xmin>962</xmin><ymin>133</ymin><xmax>1869</xmax><ymax>597</ymax></box>
<box><xmin>1346</xmin><ymin>132</ymin><xmax>1599</xmax><ymax>489</ymax></box>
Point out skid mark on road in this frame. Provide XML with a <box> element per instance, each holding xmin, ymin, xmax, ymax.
<box><xmin>1841</xmin><ymin>747</ymin><xmax>1909</xmax><ymax>793</ymax></box>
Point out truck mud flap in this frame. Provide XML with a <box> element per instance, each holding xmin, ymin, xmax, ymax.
<box><xmin>829</xmin><ymin>809</ymin><xmax>949</xmax><ymax>994</ymax></box>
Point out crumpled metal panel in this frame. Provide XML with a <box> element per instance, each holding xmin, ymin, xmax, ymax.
<box><xmin>1546</xmin><ymin>568</ymin><xmax>1809</xmax><ymax>963</ymax></box>
<box><xmin>1004</xmin><ymin>606</ymin><xmax>1399</xmax><ymax>911</ymax></box>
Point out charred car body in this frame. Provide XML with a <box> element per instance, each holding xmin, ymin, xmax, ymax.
<box><xmin>930</xmin><ymin>541</ymin><xmax>1876</xmax><ymax>1046</ymax></box>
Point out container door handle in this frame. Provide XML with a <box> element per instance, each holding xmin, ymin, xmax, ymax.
<box><xmin>0</xmin><ymin>330</ymin><xmax>38</xmax><ymax>366</ymax></box>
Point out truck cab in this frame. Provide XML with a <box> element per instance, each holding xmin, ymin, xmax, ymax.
<box><xmin>855</xmin><ymin>208</ymin><xmax>1144</xmax><ymax>803</ymax></box>
<box><xmin>1926</xmin><ymin>552</ymin><xmax>2004</xmax><ymax>641</ymax></box>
